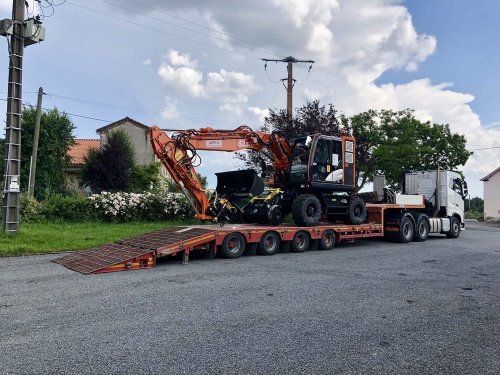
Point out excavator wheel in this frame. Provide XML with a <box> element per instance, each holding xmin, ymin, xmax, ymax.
<box><xmin>292</xmin><ymin>194</ymin><xmax>322</xmax><ymax>227</ymax></box>
<box><xmin>345</xmin><ymin>196</ymin><xmax>367</xmax><ymax>225</ymax></box>
<box><xmin>268</xmin><ymin>205</ymin><xmax>284</xmax><ymax>226</ymax></box>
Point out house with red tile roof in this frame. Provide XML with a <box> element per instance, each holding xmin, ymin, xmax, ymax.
<box><xmin>65</xmin><ymin>117</ymin><xmax>165</xmax><ymax>194</ymax></box>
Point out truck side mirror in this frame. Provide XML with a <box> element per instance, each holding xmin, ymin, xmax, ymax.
<box><xmin>463</xmin><ymin>180</ymin><xmax>468</xmax><ymax>197</ymax></box>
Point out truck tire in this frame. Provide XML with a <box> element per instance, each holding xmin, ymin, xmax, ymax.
<box><xmin>413</xmin><ymin>215</ymin><xmax>429</xmax><ymax>242</ymax></box>
<box><xmin>397</xmin><ymin>214</ymin><xmax>414</xmax><ymax>243</ymax></box>
<box><xmin>291</xmin><ymin>194</ymin><xmax>322</xmax><ymax>227</ymax></box>
<box><xmin>258</xmin><ymin>231</ymin><xmax>281</xmax><ymax>256</ymax></box>
<box><xmin>319</xmin><ymin>229</ymin><xmax>336</xmax><ymax>250</ymax></box>
<box><xmin>221</xmin><ymin>232</ymin><xmax>246</xmax><ymax>258</ymax></box>
<box><xmin>291</xmin><ymin>230</ymin><xmax>310</xmax><ymax>252</ymax></box>
<box><xmin>446</xmin><ymin>216</ymin><xmax>461</xmax><ymax>238</ymax></box>
<box><xmin>345</xmin><ymin>196</ymin><xmax>367</xmax><ymax>225</ymax></box>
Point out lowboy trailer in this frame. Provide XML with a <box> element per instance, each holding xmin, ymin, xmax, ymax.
<box><xmin>53</xmin><ymin>199</ymin><xmax>462</xmax><ymax>275</ymax></box>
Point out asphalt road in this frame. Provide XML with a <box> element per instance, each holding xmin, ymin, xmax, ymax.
<box><xmin>1</xmin><ymin>221</ymin><xmax>499</xmax><ymax>375</ymax></box>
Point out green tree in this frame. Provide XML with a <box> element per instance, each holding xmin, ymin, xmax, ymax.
<box><xmin>81</xmin><ymin>130</ymin><xmax>135</xmax><ymax>192</ymax></box>
<box><xmin>465</xmin><ymin>197</ymin><xmax>483</xmax><ymax>213</ymax></box>
<box><xmin>20</xmin><ymin>107</ymin><xmax>75</xmax><ymax>198</ymax></box>
<box><xmin>130</xmin><ymin>162</ymin><xmax>163</xmax><ymax>192</ymax></box>
<box><xmin>344</xmin><ymin>109</ymin><xmax>470</xmax><ymax>189</ymax></box>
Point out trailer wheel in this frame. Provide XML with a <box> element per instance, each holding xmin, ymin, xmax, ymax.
<box><xmin>221</xmin><ymin>232</ymin><xmax>246</xmax><ymax>258</ymax></box>
<box><xmin>268</xmin><ymin>205</ymin><xmax>284</xmax><ymax>225</ymax></box>
<box><xmin>292</xmin><ymin>194</ymin><xmax>322</xmax><ymax>227</ymax></box>
<box><xmin>319</xmin><ymin>229</ymin><xmax>336</xmax><ymax>250</ymax></box>
<box><xmin>258</xmin><ymin>231</ymin><xmax>281</xmax><ymax>256</ymax></box>
<box><xmin>413</xmin><ymin>215</ymin><xmax>429</xmax><ymax>242</ymax></box>
<box><xmin>291</xmin><ymin>230</ymin><xmax>310</xmax><ymax>252</ymax></box>
<box><xmin>446</xmin><ymin>216</ymin><xmax>461</xmax><ymax>238</ymax></box>
<box><xmin>397</xmin><ymin>215</ymin><xmax>415</xmax><ymax>243</ymax></box>
<box><xmin>345</xmin><ymin>196</ymin><xmax>367</xmax><ymax>225</ymax></box>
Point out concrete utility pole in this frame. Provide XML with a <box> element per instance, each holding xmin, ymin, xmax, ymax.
<box><xmin>28</xmin><ymin>86</ymin><xmax>44</xmax><ymax>197</ymax></box>
<box><xmin>2</xmin><ymin>0</ymin><xmax>25</xmax><ymax>234</ymax></box>
<box><xmin>262</xmin><ymin>56</ymin><xmax>315</xmax><ymax>120</ymax></box>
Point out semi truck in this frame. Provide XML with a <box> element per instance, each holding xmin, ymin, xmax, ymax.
<box><xmin>53</xmin><ymin>125</ymin><xmax>469</xmax><ymax>274</ymax></box>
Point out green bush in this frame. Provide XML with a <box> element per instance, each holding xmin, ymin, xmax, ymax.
<box><xmin>20</xmin><ymin>193</ymin><xmax>44</xmax><ymax>223</ymax></box>
<box><xmin>41</xmin><ymin>195</ymin><xmax>94</xmax><ymax>222</ymax></box>
<box><xmin>465</xmin><ymin>210</ymin><xmax>484</xmax><ymax>221</ymax></box>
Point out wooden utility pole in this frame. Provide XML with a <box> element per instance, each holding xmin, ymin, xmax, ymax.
<box><xmin>28</xmin><ymin>86</ymin><xmax>43</xmax><ymax>197</ymax></box>
<box><xmin>2</xmin><ymin>0</ymin><xmax>25</xmax><ymax>234</ymax></box>
<box><xmin>262</xmin><ymin>56</ymin><xmax>315</xmax><ymax>120</ymax></box>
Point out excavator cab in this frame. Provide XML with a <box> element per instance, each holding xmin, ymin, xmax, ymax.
<box><xmin>289</xmin><ymin>134</ymin><xmax>355</xmax><ymax>192</ymax></box>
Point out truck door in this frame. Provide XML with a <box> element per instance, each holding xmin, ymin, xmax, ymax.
<box><xmin>448</xmin><ymin>177</ymin><xmax>464</xmax><ymax>217</ymax></box>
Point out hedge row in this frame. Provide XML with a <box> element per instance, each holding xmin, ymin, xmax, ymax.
<box><xmin>20</xmin><ymin>191</ymin><xmax>194</xmax><ymax>223</ymax></box>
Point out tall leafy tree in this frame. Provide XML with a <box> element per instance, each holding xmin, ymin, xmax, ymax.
<box><xmin>344</xmin><ymin>109</ymin><xmax>470</xmax><ymax>189</ymax></box>
<box><xmin>81</xmin><ymin>130</ymin><xmax>135</xmax><ymax>192</ymax></box>
<box><xmin>20</xmin><ymin>107</ymin><xmax>75</xmax><ymax>198</ymax></box>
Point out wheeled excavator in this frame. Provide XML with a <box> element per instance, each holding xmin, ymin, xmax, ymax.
<box><xmin>150</xmin><ymin>125</ymin><xmax>367</xmax><ymax>226</ymax></box>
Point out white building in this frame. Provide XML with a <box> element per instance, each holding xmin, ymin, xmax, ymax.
<box><xmin>480</xmin><ymin>167</ymin><xmax>500</xmax><ymax>221</ymax></box>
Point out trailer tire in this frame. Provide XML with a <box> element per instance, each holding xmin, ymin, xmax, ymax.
<box><xmin>292</xmin><ymin>194</ymin><xmax>322</xmax><ymax>227</ymax></box>
<box><xmin>397</xmin><ymin>215</ymin><xmax>415</xmax><ymax>243</ymax></box>
<box><xmin>446</xmin><ymin>216</ymin><xmax>461</xmax><ymax>238</ymax></box>
<box><xmin>291</xmin><ymin>231</ymin><xmax>310</xmax><ymax>252</ymax></box>
<box><xmin>345</xmin><ymin>196</ymin><xmax>367</xmax><ymax>225</ymax></box>
<box><xmin>221</xmin><ymin>232</ymin><xmax>246</xmax><ymax>258</ymax></box>
<box><xmin>413</xmin><ymin>215</ymin><xmax>429</xmax><ymax>242</ymax></box>
<box><xmin>319</xmin><ymin>229</ymin><xmax>336</xmax><ymax>250</ymax></box>
<box><xmin>258</xmin><ymin>231</ymin><xmax>281</xmax><ymax>256</ymax></box>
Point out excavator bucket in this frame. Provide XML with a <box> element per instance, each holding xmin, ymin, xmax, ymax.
<box><xmin>215</xmin><ymin>169</ymin><xmax>264</xmax><ymax>198</ymax></box>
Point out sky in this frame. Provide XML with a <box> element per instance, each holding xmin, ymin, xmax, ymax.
<box><xmin>0</xmin><ymin>0</ymin><xmax>499</xmax><ymax>198</ymax></box>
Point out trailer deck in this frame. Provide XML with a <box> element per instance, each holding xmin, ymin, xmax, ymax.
<box><xmin>53</xmin><ymin>222</ymin><xmax>383</xmax><ymax>274</ymax></box>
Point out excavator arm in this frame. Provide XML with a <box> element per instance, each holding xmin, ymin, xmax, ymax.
<box><xmin>150</xmin><ymin>125</ymin><xmax>292</xmax><ymax>222</ymax></box>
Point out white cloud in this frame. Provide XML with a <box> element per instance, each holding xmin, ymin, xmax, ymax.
<box><xmin>142</xmin><ymin>59</ymin><xmax>152</xmax><ymax>66</ymax></box>
<box><xmin>167</xmin><ymin>49</ymin><xmax>198</xmax><ymax>68</ymax></box>
<box><xmin>158</xmin><ymin>51</ymin><xmax>260</xmax><ymax>115</ymax></box>
<box><xmin>0</xmin><ymin>0</ymin><xmax>11</xmax><ymax>11</ymax></box>
<box><xmin>247</xmin><ymin>106</ymin><xmax>269</xmax><ymax>125</ymax></box>
<box><xmin>158</xmin><ymin>64</ymin><xmax>205</xmax><ymax>98</ymax></box>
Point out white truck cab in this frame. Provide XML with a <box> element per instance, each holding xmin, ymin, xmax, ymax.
<box><xmin>404</xmin><ymin>170</ymin><xmax>468</xmax><ymax>229</ymax></box>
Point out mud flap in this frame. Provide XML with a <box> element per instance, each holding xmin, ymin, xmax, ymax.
<box><xmin>215</xmin><ymin>169</ymin><xmax>264</xmax><ymax>198</ymax></box>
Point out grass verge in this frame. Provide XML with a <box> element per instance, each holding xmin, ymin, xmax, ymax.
<box><xmin>0</xmin><ymin>220</ymin><xmax>196</xmax><ymax>257</ymax></box>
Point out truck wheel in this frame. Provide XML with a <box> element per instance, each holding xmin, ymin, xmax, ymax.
<box><xmin>258</xmin><ymin>231</ymin><xmax>281</xmax><ymax>256</ymax></box>
<box><xmin>291</xmin><ymin>194</ymin><xmax>322</xmax><ymax>227</ymax></box>
<box><xmin>413</xmin><ymin>215</ymin><xmax>429</xmax><ymax>242</ymax></box>
<box><xmin>268</xmin><ymin>205</ymin><xmax>284</xmax><ymax>225</ymax></box>
<box><xmin>291</xmin><ymin>230</ymin><xmax>310</xmax><ymax>252</ymax></box>
<box><xmin>397</xmin><ymin>215</ymin><xmax>414</xmax><ymax>243</ymax></box>
<box><xmin>221</xmin><ymin>232</ymin><xmax>246</xmax><ymax>258</ymax></box>
<box><xmin>319</xmin><ymin>229</ymin><xmax>336</xmax><ymax>250</ymax></box>
<box><xmin>345</xmin><ymin>196</ymin><xmax>367</xmax><ymax>225</ymax></box>
<box><xmin>446</xmin><ymin>216</ymin><xmax>461</xmax><ymax>238</ymax></box>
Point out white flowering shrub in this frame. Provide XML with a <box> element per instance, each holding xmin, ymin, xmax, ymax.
<box><xmin>88</xmin><ymin>191</ymin><xmax>193</xmax><ymax>222</ymax></box>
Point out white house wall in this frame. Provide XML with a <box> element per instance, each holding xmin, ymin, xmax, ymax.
<box><xmin>484</xmin><ymin>172</ymin><xmax>500</xmax><ymax>220</ymax></box>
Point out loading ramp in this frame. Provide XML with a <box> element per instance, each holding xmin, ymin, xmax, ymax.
<box><xmin>53</xmin><ymin>227</ymin><xmax>217</xmax><ymax>274</ymax></box>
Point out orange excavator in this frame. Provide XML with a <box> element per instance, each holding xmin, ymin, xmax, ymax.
<box><xmin>150</xmin><ymin>125</ymin><xmax>366</xmax><ymax>226</ymax></box>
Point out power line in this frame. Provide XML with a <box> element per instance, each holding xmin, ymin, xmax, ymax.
<box><xmin>98</xmin><ymin>0</ymin><xmax>283</xmax><ymax>58</ymax></box>
<box><xmin>66</xmin><ymin>1</ymin><xmax>261</xmax><ymax>60</ymax></box>
<box><xmin>469</xmin><ymin>146</ymin><xmax>500</xmax><ymax>151</ymax></box>
<box><xmin>122</xmin><ymin>0</ymin><xmax>285</xmax><ymax>58</ymax></box>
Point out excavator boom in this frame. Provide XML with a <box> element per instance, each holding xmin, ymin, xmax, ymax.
<box><xmin>150</xmin><ymin>125</ymin><xmax>292</xmax><ymax>222</ymax></box>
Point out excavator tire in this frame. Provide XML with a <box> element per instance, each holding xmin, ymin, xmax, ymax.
<box><xmin>345</xmin><ymin>196</ymin><xmax>367</xmax><ymax>225</ymax></box>
<box><xmin>292</xmin><ymin>194</ymin><xmax>322</xmax><ymax>227</ymax></box>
